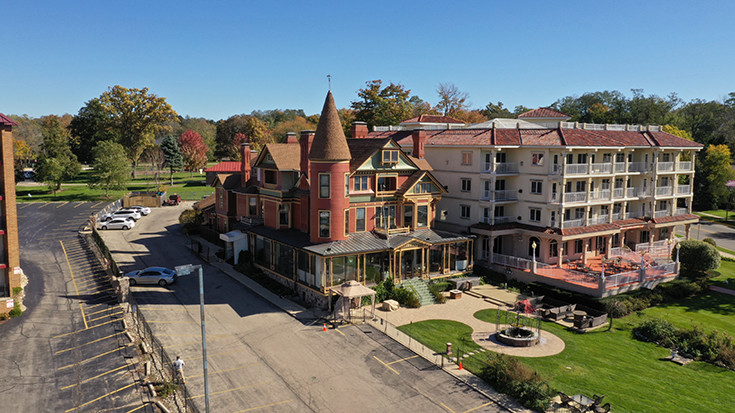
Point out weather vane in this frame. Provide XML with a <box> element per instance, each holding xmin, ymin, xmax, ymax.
<box><xmin>327</xmin><ymin>74</ymin><xmax>331</xmax><ymax>90</ymax></box>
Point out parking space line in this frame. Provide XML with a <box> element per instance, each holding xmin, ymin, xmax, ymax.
<box><xmin>334</xmin><ymin>327</ymin><xmax>346</xmax><ymax>336</ymax></box>
<box><xmin>57</xmin><ymin>344</ymin><xmax>132</xmax><ymax>370</ymax></box>
<box><xmin>84</xmin><ymin>302</ymin><xmax>115</xmax><ymax>311</ymax></box>
<box><xmin>91</xmin><ymin>201</ymin><xmax>106</xmax><ymax>208</ymax></box>
<box><xmin>60</xmin><ymin>363</ymin><xmax>132</xmax><ymax>390</ymax></box>
<box><xmin>82</xmin><ymin>287</ymin><xmax>115</xmax><ymax>296</ymax></box>
<box><xmin>64</xmin><ymin>382</ymin><xmax>138</xmax><ymax>412</ymax></box>
<box><xmin>86</xmin><ymin>306</ymin><xmax>119</xmax><ymax>317</ymax></box>
<box><xmin>463</xmin><ymin>402</ymin><xmax>495</xmax><ymax>413</ymax></box>
<box><xmin>187</xmin><ymin>380</ymin><xmax>273</xmax><ymax>400</ymax></box>
<box><xmin>386</xmin><ymin>355</ymin><xmax>419</xmax><ymax>365</ymax></box>
<box><xmin>19</xmin><ymin>203</ymin><xmax>32</xmax><ymax>209</ymax></box>
<box><xmin>125</xmin><ymin>403</ymin><xmax>154</xmax><ymax>413</ymax></box>
<box><xmin>38</xmin><ymin>202</ymin><xmax>51</xmax><ymax>208</ymax></box>
<box><xmin>55</xmin><ymin>332</ymin><xmax>124</xmax><ymax>354</ymax></box>
<box><xmin>53</xmin><ymin>318</ymin><xmax>123</xmax><ymax>338</ymax></box>
<box><xmin>86</xmin><ymin>311</ymin><xmax>124</xmax><ymax>323</ymax></box>
<box><xmin>73</xmin><ymin>202</ymin><xmax>86</xmax><ymax>208</ymax></box>
<box><xmin>60</xmin><ymin>241</ymin><xmax>87</xmax><ymax>329</ymax></box>
<box><xmin>440</xmin><ymin>402</ymin><xmax>456</xmax><ymax>412</ymax></box>
<box><xmin>372</xmin><ymin>356</ymin><xmax>400</xmax><ymax>375</ymax></box>
<box><xmin>233</xmin><ymin>399</ymin><xmax>293</xmax><ymax>412</ymax></box>
<box><xmin>56</xmin><ymin>202</ymin><xmax>70</xmax><ymax>208</ymax></box>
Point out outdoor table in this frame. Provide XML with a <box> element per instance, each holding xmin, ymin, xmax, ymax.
<box><xmin>573</xmin><ymin>310</ymin><xmax>587</xmax><ymax>322</ymax></box>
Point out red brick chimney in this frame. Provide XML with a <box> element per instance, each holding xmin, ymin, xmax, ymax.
<box><xmin>351</xmin><ymin>121</ymin><xmax>368</xmax><ymax>139</ymax></box>
<box><xmin>411</xmin><ymin>128</ymin><xmax>426</xmax><ymax>159</ymax></box>
<box><xmin>299</xmin><ymin>130</ymin><xmax>315</xmax><ymax>178</ymax></box>
<box><xmin>240</xmin><ymin>142</ymin><xmax>251</xmax><ymax>186</ymax></box>
<box><xmin>286</xmin><ymin>132</ymin><xmax>298</xmax><ymax>144</ymax></box>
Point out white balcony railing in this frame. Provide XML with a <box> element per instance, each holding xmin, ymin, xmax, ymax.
<box><xmin>565</xmin><ymin>164</ymin><xmax>588</xmax><ymax>175</ymax></box>
<box><xmin>656</xmin><ymin>186</ymin><xmax>673</xmax><ymax>196</ymax></box>
<box><xmin>676</xmin><ymin>185</ymin><xmax>691</xmax><ymax>194</ymax></box>
<box><xmin>657</xmin><ymin>162</ymin><xmax>674</xmax><ymax>172</ymax></box>
<box><xmin>563</xmin><ymin>218</ymin><xmax>585</xmax><ymax>228</ymax></box>
<box><xmin>625</xmin><ymin>188</ymin><xmax>637</xmax><ymax>198</ymax></box>
<box><xmin>613</xmin><ymin>188</ymin><xmax>625</xmax><ymax>198</ymax></box>
<box><xmin>611</xmin><ymin>212</ymin><xmax>623</xmax><ymax>221</ymax></box>
<box><xmin>675</xmin><ymin>208</ymin><xmax>689</xmax><ymax>216</ymax></box>
<box><xmin>495</xmin><ymin>163</ymin><xmax>519</xmax><ymax>174</ymax></box>
<box><xmin>493</xmin><ymin>253</ymin><xmax>532</xmax><ymax>271</ymax></box>
<box><xmin>654</xmin><ymin>209</ymin><xmax>670</xmax><ymax>218</ymax></box>
<box><xmin>678</xmin><ymin>161</ymin><xmax>692</xmax><ymax>171</ymax></box>
<box><xmin>591</xmin><ymin>163</ymin><xmax>612</xmax><ymax>174</ymax></box>
<box><xmin>589</xmin><ymin>215</ymin><xmax>610</xmax><ymax>225</ymax></box>
<box><xmin>564</xmin><ymin>192</ymin><xmax>587</xmax><ymax>203</ymax></box>
<box><xmin>494</xmin><ymin>190</ymin><xmax>518</xmax><ymax>201</ymax></box>
<box><xmin>628</xmin><ymin>162</ymin><xmax>649</xmax><ymax>172</ymax></box>
<box><xmin>494</xmin><ymin>216</ymin><xmax>515</xmax><ymax>224</ymax></box>
<box><xmin>614</xmin><ymin>162</ymin><xmax>626</xmax><ymax>173</ymax></box>
<box><xmin>589</xmin><ymin>190</ymin><xmax>611</xmax><ymax>201</ymax></box>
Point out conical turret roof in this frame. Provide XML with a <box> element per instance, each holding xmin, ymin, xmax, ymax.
<box><xmin>309</xmin><ymin>91</ymin><xmax>351</xmax><ymax>161</ymax></box>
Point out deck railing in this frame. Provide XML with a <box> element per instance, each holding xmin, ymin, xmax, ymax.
<box><xmin>492</xmin><ymin>253</ymin><xmax>532</xmax><ymax>271</ymax></box>
<box><xmin>565</xmin><ymin>164</ymin><xmax>589</xmax><ymax>175</ymax></box>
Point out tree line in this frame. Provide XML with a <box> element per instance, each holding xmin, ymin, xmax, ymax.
<box><xmin>8</xmin><ymin>82</ymin><xmax>735</xmax><ymax>208</ymax></box>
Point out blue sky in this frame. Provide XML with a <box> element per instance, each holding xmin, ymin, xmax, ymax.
<box><xmin>2</xmin><ymin>1</ymin><xmax>734</xmax><ymax>120</ymax></box>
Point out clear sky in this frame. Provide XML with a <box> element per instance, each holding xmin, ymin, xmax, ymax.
<box><xmin>2</xmin><ymin>1</ymin><xmax>734</xmax><ymax>120</ymax></box>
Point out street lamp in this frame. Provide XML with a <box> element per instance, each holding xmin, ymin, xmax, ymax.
<box><xmin>531</xmin><ymin>241</ymin><xmax>537</xmax><ymax>264</ymax></box>
<box><xmin>175</xmin><ymin>264</ymin><xmax>210</xmax><ymax>413</ymax></box>
<box><xmin>675</xmin><ymin>242</ymin><xmax>681</xmax><ymax>263</ymax></box>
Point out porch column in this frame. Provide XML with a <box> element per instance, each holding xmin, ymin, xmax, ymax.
<box><xmin>489</xmin><ymin>236</ymin><xmax>495</xmax><ymax>265</ymax></box>
<box><xmin>557</xmin><ymin>244</ymin><xmax>564</xmax><ymax>268</ymax></box>
<box><xmin>582</xmin><ymin>238</ymin><xmax>588</xmax><ymax>264</ymax></box>
<box><xmin>620</xmin><ymin>231</ymin><xmax>626</xmax><ymax>249</ymax></box>
<box><xmin>606</xmin><ymin>236</ymin><xmax>613</xmax><ymax>258</ymax></box>
<box><xmin>685</xmin><ymin>224</ymin><xmax>691</xmax><ymax>240</ymax></box>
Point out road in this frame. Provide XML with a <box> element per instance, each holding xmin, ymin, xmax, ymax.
<box><xmin>99</xmin><ymin>203</ymin><xmax>508</xmax><ymax>412</ymax></box>
<box><xmin>676</xmin><ymin>219</ymin><xmax>735</xmax><ymax>253</ymax></box>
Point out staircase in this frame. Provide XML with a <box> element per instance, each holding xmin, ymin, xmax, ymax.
<box><xmin>400</xmin><ymin>278</ymin><xmax>436</xmax><ymax>306</ymax></box>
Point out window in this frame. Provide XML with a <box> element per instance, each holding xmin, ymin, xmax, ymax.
<box><xmin>319</xmin><ymin>211</ymin><xmax>330</xmax><ymax>238</ymax></box>
<box><xmin>461</xmin><ymin>178</ymin><xmax>471</xmax><ymax>192</ymax></box>
<box><xmin>353</xmin><ymin>176</ymin><xmax>369</xmax><ymax>191</ymax></box>
<box><xmin>279</xmin><ymin>203</ymin><xmax>289</xmax><ymax>226</ymax></box>
<box><xmin>532</xmin><ymin>153</ymin><xmax>544</xmax><ymax>166</ymax></box>
<box><xmin>377</xmin><ymin>175</ymin><xmax>396</xmax><ymax>192</ymax></box>
<box><xmin>319</xmin><ymin>173</ymin><xmax>330</xmax><ymax>198</ymax></box>
<box><xmin>494</xmin><ymin>206</ymin><xmax>504</xmax><ymax>217</ymax></box>
<box><xmin>218</xmin><ymin>188</ymin><xmax>224</xmax><ymax>208</ymax></box>
<box><xmin>417</xmin><ymin>205</ymin><xmax>428</xmax><ymax>227</ymax></box>
<box><xmin>345</xmin><ymin>210</ymin><xmax>349</xmax><ymax>235</ymax></box>
<box><xmin>495</xmin><ymin>152</ymin><xmax>506</xmax><ymax>163</ymax></box>
<box><xmin>248</xmin><ymin>197</ymin><xmax>257</xmax><ymax>215</ymax></box>
<box><xmin>415</xmin><ymin>182</ymin><xmax>431</xmax><ymax>193</ymax></box>
<box><xmin>462</xmin><ymin>151</ymin><xmax>473</xmax><ymax>165</ymax></box>
<box><xmin>577</xmin><ymin>154</ymin><xmax>587</xmax><ymax>164</ymax></box>
<box><xmin>345</xmin><ymin>173</ymin><xmax>350</xmax><ymax>197</ymax></box>
<box><xmin>460</xmin><ymin>205</ymin><xmax>471</xmax><ymax>219</ymax></box>
<box><xmin>403</xmin><ymin>205</ymin><xmax>413</xmax><ymax>227</ymax></box>
<box><xmin>382</xmin><ymin>150</ymin><xmax>399</xmax><ymax>164</ymax></box>
<box><xmin>602</xmin><ymin>153</ymin><xmax>612</xmax><ymax>163</ymax></box>
<box><xmin>376</xmin><ymin>205</ymin><xmax>396</xmax><ymax>229</ymax></box>
<box><xmin>575</xmin><ymin>239</ymin><xmax>584</xmax><ymax>254</ymax></box>
<box><xmin>662</xmin><ymin>153</ymin><xmax>671</xmax><ymax>162</ymax></box>
<box><xmin>264</xmin><ymin>170</ymin><xmax>277</xmax><ymax>185</ymax></box>
<box><xmin>356</xmin><ymin>208</ymin><xmax>365</xmax><ymax>232</ymax></box>
<box><xmin>550</xmin><ymin>240</ymin><xmax>558</xmax><ymax>257</ymax></box>
<box><xmin>616</xmin><ymin>153</ymin><xmax>625</xmax><ymax>163</ymax></box>
<box><xmin>531</xmin><ymin>180</ymin><xmax>542</xmax><ymax>194</ymax></box>
<box><xmin>529</xmin><ymin>208</ymin><xmax>541</xmax><ymax>222</ymax></box>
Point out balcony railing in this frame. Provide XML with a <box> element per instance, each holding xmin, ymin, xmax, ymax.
<box><xmin>626</xmin><ymin>187</ymin><xmax>637</xmax><ymax>198</ymax></box>
<box><xmin>676</xmin><ymin>185</ymin><xmax>691</xmax><ymax>194</ymax></box>
<box><xmin>678</xmin><ymin>161</ymin><xmax>692</xmax><ymax>171</ymax></box>
<box><xmin>655</xmin><ymin>186</ymin><xmax>673</xmax><ymax>196</ymax></box>
<box><xmin>564</xmin><ymin>192</ymin><xmax>587</xmax><ymax>203</ymax></box>
<box><xmin>483</xmin><ymin>190</ymin><xmax>518</xmax><ymax>201</ymax></box>
<box><xmin>657</xmin><ymin>162</ymin><xmax>674</xmax><ymax>172</ymax></box>
<box><xmin>675</xmin><ymin>208</ymin><xmax>689</xmax><ymax>216</ymax></box>
<box><xmin>563</xmin><ymin>218</ymin><xmax>585</xmax><ymax>228</ymax></box>
<box><xmin>589</xmin><ymin>189</ymin><xmax>610</xmax><ymax>201</ymax></box>
<box><xmin>653</xmin><ymin>209</ymin><xmax>670</xmax><ymax>218</ymax></box>
<box><xmin>589</xmin><ymin>215</ymin><xmax>610</xmax><ymax>225</ymax></box>
<box><xmin>628</xmin><ymin>162</ymin><xmax>649</xmax><ymax>172</ymax></box>
<box><xmin>614</xmin><ymin>162</ymin><xmax>626</xmax><ymax>173</ymax></box>
<box><xmin>611</xmin><ymin>212</ymin><xmax>624</xmax><ymax>221</ymax></box>
<box><xmin>565</xmin><ymin>164</ymin><xmax>588</xmax><ymax>175</ymax></box>
<box><xmin>492</xmin><ymin>253</ymin><xmax>532</xmax><ymax>271</ymax></box>
<box><xmin>495</xmin><ymin>163</ymin><xmax>519</xmax><ymax>174</ymax></box>
<box><xmin>590</xmin><ymin>163</ymin><xmax>612</xmax><ymax>174</ymax></box>
<box><xmin>613</xmin><ymin>188</ymin><xmax>625</xmax><ymax>198</ymax></box>
<box><xmin>494</xmin><ymin>216</ymin><xmax>515</xmax><ymax>224</ymax></box>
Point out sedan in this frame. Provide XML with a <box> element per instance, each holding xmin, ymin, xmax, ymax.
<box><xmin>125</xmin><ymin>267</ymin><xmax>177</xmax><ymax>287</ymax></box>
<box><xmin>129</xmin><ymin>205</ymin><xmax>152</xmax><ymax>216</ymax></box>
<box><xmin>99</xmin><ymin>218</ymin><xmax>135</xmax><ymax>230</ymax></box>
<box><xmin>103</xmin><ymin>209</ymin><xmax>142</xmax><ymax>222</ymax></box>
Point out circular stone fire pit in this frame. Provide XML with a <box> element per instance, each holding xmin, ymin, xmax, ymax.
<box><xmin>495</xmin><ymin>326</ymin><xmax>539</xmax><ymax>347</ymax></box>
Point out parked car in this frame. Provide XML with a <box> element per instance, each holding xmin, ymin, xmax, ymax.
<box><xmin>128</xmin><ymin>205</ymin><xmax>152</xmax><ymax>216</ymax></box>
<box><xmin>99</xmin><ymin>218</ymin><xmax>136</xmax><ymax>230</ymax></box>
<box><xmin>102</xmin><ymin>209</ymin><xmax>142</xmax><ymax>222</ymax></box>
<box><xmin>125</xmin><ymin>267</ymin><xmax>177</xmax><ymax>286</ymax></box>
<box><xmin>164</xmin><ymin>194</ymin><xmax>182</xmax><ymax>206</ymax></box>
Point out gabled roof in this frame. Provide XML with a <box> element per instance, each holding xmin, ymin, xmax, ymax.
<box><xmin>309</xmin><ymin>91</ymin><xmax>351</xmax><ymax>161</ymax></box>
<box><xmin>517</xmin><ymin>108</ymin><xmax>571</xmax><ymax>119</ymax></box>
<box><xmin>396</xmin><ymin>171</ymin><xmax>446</xmax><ymax>196</ymax></box>
<box><xmin>205</xmin><ymin>161</ymin><xmax>241</xmax><ymax>173</ymax></box>
<box><xmin>401</xmin><ymin>114</ymin><xmax>464</xmax><ymax>124</ymax></box>
<box><xmin>256</xmin><ymin>143</ymin><xmax>301</xmax><ymax>170</ymax></box>
<box><xmin>213</xmin><ymin>173</ymin><xmax>243</xmax><ymax>191</ymax></box>
<box><xmin>0</xmin><ymin>113</ymin><xmax>17</xmax><ymax>126</ymax></box>
<box><xmin>346</xmin><ymin>137</ymin><xmax>393</xmax><ymax>172</ymax></box>
<box><xmin>193</xmin><ymin>194</ymin><xmax>216</xmax><ymax>210</ymax></box>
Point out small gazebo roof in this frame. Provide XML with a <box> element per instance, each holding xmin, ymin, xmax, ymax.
<box><xmin>329</xmin><ymin>280</ymin><xmax>376</xmax><ymax>298</ymax></box>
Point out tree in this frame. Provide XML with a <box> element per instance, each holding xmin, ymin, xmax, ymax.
<box><xmin>675</xmin><ymin>240</ymin><xmax>720</xmax><ymax>279</ymax></box>
<box><xmin>696</xmin><ymin>144</ymin><xmax>735</xmax><ymax>210</ymax></box>
<box><xmin>172</xmin><ymin>116</ymin><xmax>217</xmax><ymax>159</ymax></box>
<box><xmin>482</xmin><ymin>101</ymin><xmax>514</xmax><ymax>119</ymax></box>
<box><xmin>35</xmin><ymin>116</ymin><xmax>81</xmax><ymax>192</ymax></box>
<box><xmin>351</xmin><ymin>80</ymin><xmax>415</xmax><ymax>129</ymax></box>
<box><xmin>161</xmin><ymin>135</ymin><xmax>183</xmax><ymax>186</ymax></box>
<box><xmin>14</xmin><ymin>139</ymin><xmax>34</xmax><ymax>179</ymax></box>
<box><xmin>271</xmin><ymin>116</ymin><xmax>317</xmax><ymax>141</ymax></box>
<box><xmin>68</xmin><ymin>98</ymin><xmax>120</xmax><ymax>164</ymax></box>
<box><xmin>436</xmin><ymin>83</ymin><xmax>469</xmax><ymax>116</ymax></box>
<box><xmin>141</xmin><ymin>145</ymin><xmax>165</xmax><ymax>188</ymax></box>
<box><xmin>96</xmin><ymin>86</ymin><xmax>178</xmax><ymax>177</ymax></box>
<box><xmin>8</xmin><ymin>114</ymin><xmax>43</xmax><ymax>154</ymax></box>
<box><xmin>88</xmin><ymin>141</ymin><xmax>130</xmax><ymax>197</ymax></box>
<box><xmin>449</xmin><ymin>109</ymin><xmax>487</xmax><ymax>124</ymax></box>
<box><xmin>179</xmin><ymin>129</ymin><xmax>209</xmax><ymax>176</ymax></box>
<box><xmin>215</xmin><ymin>115</ymin><xmax>271</xmax><ymax>159</ymax></box>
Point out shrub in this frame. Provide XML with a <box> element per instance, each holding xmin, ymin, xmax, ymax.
<box><xmin>633</xmin><ymin>319</ymin><xmax>678</xmax><ymax>346</ymax></box>
<box><xmin>479</xmin><ymin>353</ymin><xmax>553</xmax><ymax>411</ymax></box>
<box><xmin>702</xmin><ymin>237</ymin><xmax>717</xmax><ymax>247</ymax></box>
<box><xmin>8</xmin><ymin>303</ymin><xmax>22</xmax><ymax>318</ymax></box>
<box><xmin>392</xmin><ymin>287</ymin><xmax>420</xmax><ymax>308</ymax></box>
<box><xmin>428</xmin><ymin>283</ymin><xmax>447</xmax><ymax>304</ymax></box>
<box><xmin>675</xmin><ymin>240</ymin><xmax>720</xmax><ymax>279</ymax></box>
<box><xmin>12</xmin><ymin>287</ymin><xmax>22</xmax><ymax>297</ymax></box>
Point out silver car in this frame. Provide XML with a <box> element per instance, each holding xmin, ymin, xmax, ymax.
<box><xmin>103</xmin><ymin>209</ymin><xmax>142</xmax><ymax>222</ymax></box>
<box><xmin>128</xmin><ymin>205</ymin><xmax>152</xmax><ymax>216</ymax></box>
<box><xmin>125</xmin><ymin>267</ymin><xmax>177</xmax><ymax>287</ymax></box>
<box><xmin>99</xmin><ymin>218</ymin><xmax>135</xmax><ymax>230</ymax></box>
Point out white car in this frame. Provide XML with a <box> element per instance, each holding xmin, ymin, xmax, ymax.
<box><xmin>125</xmin><ymin>267</ymin><xmax>177</xmax><ymax>286</ymax></box>
<box><xmin>103</xmin><ymin>209</ymin><xmax>142</xmax><ymax>222</ymax></box>
<box><xmin>99</xmin><ymin>218</ymin><xmax>135</xmax><ymax>230</ymax></box>
<box><xmin>128</xmin><ymin>205</ymin><xmax>151</xmax><ymax>216</ymax></box>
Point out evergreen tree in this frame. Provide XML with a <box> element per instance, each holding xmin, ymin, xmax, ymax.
<box><xmin>161</xmin><ymin>135</ymin><xmax>183</xmax><ymax>186</ymax></box>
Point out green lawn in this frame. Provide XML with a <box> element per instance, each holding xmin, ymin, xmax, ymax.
<box><xmin>16</xmin><ymin>178</ymin><xmax>213</xmax><ymax>203</ymax></box>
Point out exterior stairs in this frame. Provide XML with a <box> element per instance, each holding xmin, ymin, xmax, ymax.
<box><xmin>400</xmin><ymin>278</ymin><xmax>436</xmax><ymax>306</ymax></box>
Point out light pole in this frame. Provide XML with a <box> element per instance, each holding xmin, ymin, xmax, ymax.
<box><xmin>176</xmin><ymin>264</ymin><xmax>210</xmax><ymax>413</ymax></box>
<box><xmin>531</xmin><ymin>241</ymin><xmax>537</xmax><ymax>264</ymax></box>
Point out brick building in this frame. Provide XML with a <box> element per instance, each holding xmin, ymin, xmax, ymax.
<box><xmin>0</xmin><ymin>114</ymin><xmax>22</xmax><ymax>314</ymax></box>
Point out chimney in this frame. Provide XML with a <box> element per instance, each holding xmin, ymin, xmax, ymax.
<box><xmin>351</xmin><ymin>121</ymin><xmax>368</xmax><ymax>139</ymax></box>
<box><xmin>411</xmin><ymin>128</ymin><xmax>426</xmax><ymax>159</ymax></box>
<box><xmin>299</xmin><ymin>130</ymin><xmax>315</xmax><ymax>178</ymax></box>
<box><xmin>240</xmin><ymin>142</ymin><xmax>251</xmax><ymax>186</ymax></box>
<box><xmin>286</xmin><ymin>132</ymin><xmax>298</xmax><ymax>144</ymax></box>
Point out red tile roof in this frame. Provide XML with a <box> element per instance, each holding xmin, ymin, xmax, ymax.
<box><xmin>652</xmin><ymin>214</ymin><xmax>699</xmax><ymax>224</ymax></box>
<box><xmin>517</xmin><ymin>108</ymin><xmax>571</xmax><ymax>119</ymax></box>
<box><xmin>0</xmin><ymin>113</ymin><xmax>18</xmax><ymax>126</ymax></box>
<box><xmin>205</xmin><ymin>161</ymin><xmax>241</xmax><ymax>173</ymax></box>
<box><xmin>401</xmin><ymin>114</ymin><xmax>464</xmax><ymax>124</ymax></box>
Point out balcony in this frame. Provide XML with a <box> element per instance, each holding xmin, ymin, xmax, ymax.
<box><xmin>589</xmin><ymin>215</ymin><xmax>610</xmax><ymax>225</ymax></box>
<box><xmin>481</xmin><ymin>216</ymin><xmax>515</xmax><ymax>225</ymax></box>
<box><xmin>613</xmin><ymin>188</ymin><xmax>625</xmax><ymax>198</ymax></box>
<box><xmin>675</xmin><ymin>207</ymin><xmax>689</xmax><ymax>216</ymax></box>
<box><xmin>563</xmin><ymin>191</ymin><xmax>587</xmax><ymax>203</ymax></box>
<box><xmin>611</xmin><ymin>212</ymin><xmax>623</xmax><ymax>221</ymax></box>
<box><xmin>563</xmin><ymin>218</ymin><xmax>585</xmax><ymax>228</ymax></box>
<box><xmin>494</xmin><ymin>162</ymin><xmax>519</xmax><ymax>174</ymax></box>
<box><xmin>589</xmin><ymin>189</ymin><xmax>610</xmax><ymax>201</ymax></box>
<box><xmin>625</xmin><ymin>188</ymin><xmax>637</xmax><ymax>198</ymax></box>
<box><xmin>481</xmin><ymin>190</ymin><xmax>518</xmax><ymax>202</ymax></box>
<box><xmin>678</xmin><ymin>161</ymin><xmax>693</xmax><ymax>171</ymax></box>
<box><xmin>614</xmin><ymin>162</ymin><xmax>626</xmax><ymax>173</ymax></box>
<box><xmin>655</xmin><ymin>186</ymin><xmax>673</xmax><ymax>196</ymax></box>
<box><xmin>590</xmin><ymin>163</ymin><xmax>612</xmax><ymax>174</ymax></box>
<box><xmin>657</xmin><ymin>162</ymin><xmax>674</xmax><ymax>172</ymax></box>
<box><xmin>676</xmin><ymin>185</ymin><xmax>691</xmax><ymax>195</ymax></box>
<box><xmin>628</xmin><ymin>162</ymin><xmax>649</xmax><ymax>172</ymax></box>
<box><xmin>565</xmin><ymin>164</ymin><xmax>588</xmax><ymax>175</ymax></box>
<box><xmin>654</xmin><ymin>209</ymin><xmax>670</xmax><ymax>218</ymax></box>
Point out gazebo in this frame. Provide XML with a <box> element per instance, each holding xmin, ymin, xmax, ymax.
<box><xmin>328</xmin><ymin>281</ymin><xmax>377</xmax><ymax>322</ymax></box>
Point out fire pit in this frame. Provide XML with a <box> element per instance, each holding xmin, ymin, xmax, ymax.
<box><xmin>496</xmin><ymin>326</ymin><xmax>539</xmax><ymax>347</ymax></box>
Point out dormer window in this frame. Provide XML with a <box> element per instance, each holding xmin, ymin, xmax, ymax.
<box><xmin>415</xmin><ymin>183</ymin><xmax>431</xmax><ymax>193</ymax></box>
<box><xmin>382</xmin><ymin>150</ymin><xmax>399</xmax><ymax>164</ymax></box>
<box><xmin>377</xmin><ymin>175</ymin><xmax>397</xmax><ymax>192</ymax></box>
<box><xmin>264</xmin><ymin>170</ymin><xmax>277</xmax><ymax>185</ymax></box>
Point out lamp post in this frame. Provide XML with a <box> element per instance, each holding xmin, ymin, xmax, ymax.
<box><xmin>676</xmin><ymin>241</ymin><xmax>681</xmax><ymax>263</ymax></box>
<box><xmin>176</xmin><ymin>264</ymin><xmax>210</xmax><ymax>413</ymax></box>
<box><xmin>531</xmin><ymin>241</ymin><xmax>537</xmax><ymax>264</ymax></box>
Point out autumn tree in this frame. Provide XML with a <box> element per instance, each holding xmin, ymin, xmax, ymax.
<box><xmin>9</xmin><ymin>114</ymin><xmax>43</xmax><ymax>154</ymax></box>
<box><xmin>271</xmin><ymin>116</ymin><xmax>317</xmax><ymax>141</ymax></box>
<box><xmin>436</xmin><ymin>83</ymin><xmax>469</xmax><ymax>116</ymax></box>
<box><xmin>69</xmin><ymin>98</ymin><xmax>120</xmax><ymax>164</ymax></box>
<box><xmin>215</xmin><ymin>115</ymin><xmax>271</xmax><ymax>159</ymax></box>
<box><xmin>95</xmin><ymin>86</ymin><xmax>178</xmax><ymax>177</ymax></box>
<box><xmin>88</xmin><ymin>140</ymin><xmax>130</xmax><ymax>197</ymax></box>
<box><xmin>179</xmin><ymin>129</ymin><xmax>209</xmax><ymax>176</ymax></box>
<box><xmin>695</xmin><ymin>144</ymin><xmax>735</xmax><ymax>210</ymax></box>
<box><xmin>351</xmin><ymin>80</ymin><xmax>415</xmax><ymax>129</ymax></box>
<box><xmin>172</xmin><ymin>117</ymin><xmax>216</xmax><ymax>159</ymax></box>
<box><xmin>35</xmin><ymin>116</ymin><xmax>81</xmax><ymax>192</ymax></box>
<box><xmin>14</xmin><ymin>139</ymin><xmax>34</xmax><ymax>179</ymax></box>
<box><xmin>161</xmin><ymin>135</ymin><xmax>183</xmax><ymax>186</ymax></box>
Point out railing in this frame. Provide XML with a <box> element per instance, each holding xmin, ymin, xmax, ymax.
<box><xmin>657</xmin><ymin>162</ymin><xmax>674</xmax><ymax>172</ymax></box>
<box><xmin>656</xmin><ymin>186</ymin><xmax>673</xmax><ymax>196</ymax></box>
<box><xmin>626</xmin><ymin>187</ymin><xmax>637</xmax><ymax>198</ymax></box>
<box><xmin>613</xmin><ymin>188</ymin><xmax>625</xmax><ymax>199</ymax></box>
<box><xmin>590</xmin><ymin>190</ymin><xmax>610</xmax><ymax>201</ymax></box>
<box><xmin>565</xmin><ymin>164</ymin><xmax>588</xmax><ymax>175</ymax></box>
<box><xmin>628</xmin><ymin>162</ymin><xmax>649</xmax><ymax>172</ymax></box>
<box><xmin>653</xmin><ymin>209</ymin><xmax>670</xmax><ymax>218</ymax></box>
<box><xmin>589</xmin><ymin>215</ymin><xmax>610</xmax><ymax>225</ymax></box>
<box><xmin>676</xmin><ymin>185</ymin><xmax>691</xmax><ymax>194</ymax></box>
<box><xmin>494</xmin><ymin>216</ymin><xmax>515</xmax><ymax>224</ymax></box>
<box><xmin>492</xmin><ymin>253</ymin><xmax>532</xmax><ymax>271</ymax></box>
<box><xmin>605</xmin><ymin>270</ymin><xmax>640</xmax><ymax>288</ymax></box>
<box><xmin>636</xmin><ymin>240</ymin><xmax>670</xmax><ymax>250</ymax></box>
<box><xmin>495</xmin><ymin>162</ymin><xmax>519</xmax><ymax>174</ymax></box>
<box><xmin>536</xmin><ymin>266</ymin><xmax>599</xmax><ymax>286</ymax></box>
<box><xmin>590</xmin><ymin>163</ymin><xmax>612</xmax><ymax>174</ymax></box>
<box><xmin>609</xmin><ymin>246</ymin><xmax>631</xmax><ymax>258</ymax></box>
<box><xmin>675</xmin><ymin>208</ymin><xmax>689</xmax><ymax>216</ymax></box>
<box><xmin>564</xmin><ymin>191</ymin><xmax>587</xmax><ymax>203</ymax></box>
<box><xmin>494</xmin><ymin>190</ymin><xmax>518</xmax><ymax>201</ymax></box>
<box><xmin>563</xmin><ymin>218</ymin><xmax>585</xmax><ymax>228</ymax></box>
<box><xmin>678</xmin><ymin>161</ymin><xmax>692</xmax><ymax>171</ymax></box>
<box><xmin>614</xmin><ymin>163</ymin><xmax>626</xmax><ymax>173</ymax></box>
<box><xmin>611</xmin><ymin>212</ymin><xmax>623</xmax><ymax>221</ymax></box>
<box><xmin>645</xmin><ymin>262</ymin><xmax>677</xmax><ymax>279</ymax></box>
<box><xmin>559</xmin><ymin>122</ymin><xmax>661</xmax><ymax>132</ymax></box>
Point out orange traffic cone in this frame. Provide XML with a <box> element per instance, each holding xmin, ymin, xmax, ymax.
<box><xmin>458</xmin><ymin>361</ymin><xmax>463</xmax><ymax>370</ymax></box>
<box><xmin>323</xmin><ymin>323</ymin><xmax>328</xmax><ymax>332</ymax></box>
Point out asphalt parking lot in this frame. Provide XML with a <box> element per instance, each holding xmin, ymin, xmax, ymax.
<box><xmin>99</xmin><ymin>203</ymin><xmax>508</xmax><ymax>412</ymax></box>
<box><xmin>0</xmin><ymin>201</ymin><xmax>155</xmax><ymax>412</ymax></box>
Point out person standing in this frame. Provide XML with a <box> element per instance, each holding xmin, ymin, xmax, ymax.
<box><xmin>172</xmin><ymin>356</ymin><xmax>185</xmax><ymax>384</ymax></box>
